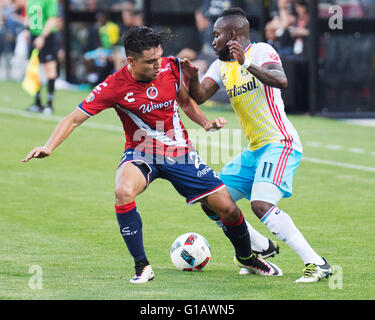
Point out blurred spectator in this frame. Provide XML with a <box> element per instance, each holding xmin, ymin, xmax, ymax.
<box><xmin>265</xmin><ymin>0</ymin><xmax>310</xmax><ymax>114</ymax></box>
<box><xmin>112</xmin><ymin>1</ymin><xmax>143</xmax><ymax>70</ymax></box>
<box><xmin>177</xmin><ymin>0</ymin><xmax>241</xmax><ymax>104</ymax></box>
<box><xmin>265</xmin><ymin>0</ymin><xmax>295</xmax><ymax>56</ymax></box>
<box><xmin>177</xmin><ymin>0</ymin><xmax>237</xmax><ymax>78</ymax></box>
<box><xmin>70</xmin><ymin>0</ymin><xmax>128</xmax><ymax>12</ymax></box>
<box><xmin>195</xmin><ymin>0</ymin><xmax>236</xmax><ymax>57</ymax></box>
<box><xmin>284</xmin><ymin>0</ymin><xmax>310</xmax><ymax>114</ymax></box>
<box><xmin>83</xmin><ymin>10</ymin><xmax>120</xmax><ymax>86</ymax></box>
<box><xmin>0</xmin><ymin>0</ymin><xmax>25</xmax><ymax>79</ymax></box>
<box><xmin>359</xmin><ymin>0</ymin><xmax>375</xmax><ymax>17</ymax></box>
<box><xmin>288</xmin><ymin>0</ymin><xmax>309</xmax><ymax>56</ymax></box>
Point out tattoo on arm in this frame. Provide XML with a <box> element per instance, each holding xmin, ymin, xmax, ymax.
<box><xmin>248</xmin><ymin>63</ymin><xmax>288</xmax><ymax>89</ymax></box>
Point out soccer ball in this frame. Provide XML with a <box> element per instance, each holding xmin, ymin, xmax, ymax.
<box><xmin>170</xmin><ymin>232</ymin><xmax>211</xmax><ymax>271</ymax></box>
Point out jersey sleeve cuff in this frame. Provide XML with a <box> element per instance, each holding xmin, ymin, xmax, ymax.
<box><xmin>77</xmin><ymin>103</ymin><xmax>93</xmax><ymax>116</ymax></box>
<box><xmin>261</xmin><ymin>61</ymin><xmax>282</xmax><ymax>67</ymax></box>
<box><xmin>203</xmin><ymin>77</ymin><xmax>220</xmax><ymax>88</ymax></box>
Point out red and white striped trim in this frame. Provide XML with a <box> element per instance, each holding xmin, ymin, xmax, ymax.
<box><xmin>205</xmin><ymin>77</ymin><xmax>220</xmax><ymax>88</ymax></box>
<box><xmin>265</xmin><ymin>85</ymin><xmax>294</xmax><ymax>186</ymax></box>
<box><xmin>187</xmin><ymin>184</ymin><xmax>225</xmax><ymax>206</ymax></box>
<box><xmin>265</xmin><ymin>85</ymin><xmax>293</xmax><ymax>142</ymax></box>
<box><xmin>273</xmin><ymin>141</ymin><xmax>293</xmax><ymax>186</ymax></box>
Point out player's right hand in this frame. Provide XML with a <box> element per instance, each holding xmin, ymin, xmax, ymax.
<box><xmin>23</xmin><ymin>146</ymin><xmax>51</xmax><ymax>162</ymax></box>
<box><xmin>180</xmin><ymin>58</ymin><xmax>199</xmax><ymax>81</ymax></box>
<box><xmin>204</xmin><ymin>117</ymin><xmax>227</xmax><ymax>132</ymax></box>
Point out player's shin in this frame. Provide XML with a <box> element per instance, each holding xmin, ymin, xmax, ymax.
<box><xmin>201</xmin><ymin>203</ymin><xmax>223</xmax><ymax>227</ymax></box>
<box><xmin>221</xmin><ymin>210</ymin><xmax>253</xmax><ymax>259</ymax></box>
<box><xmin>115</xmin><ymin>201</ymin><xmax>147</xmax><ymax>263</ymax></box>
<box><xmin>202</xmin><ymin>203</ymin><xmax>269</xmax><ymax>253</ymax></box>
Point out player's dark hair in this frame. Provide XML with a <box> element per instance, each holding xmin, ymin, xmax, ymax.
<box><xmin>123</xmin><ymin>26</ymin><xmax>170</xmax><ymax>57</ymax></box>
<box><xmin>221</xmin><ymin>7</ymin><xmax>247</xmax><ymax>18</ymax></box>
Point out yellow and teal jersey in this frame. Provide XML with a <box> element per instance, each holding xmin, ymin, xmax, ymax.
<box><xmin>27</xmin><ymin>0</ymin><xmax>58</xmax><ymax>36</ymax></box>
<box><xmin>204</xmin><ymin>42</ymin><xmax>302</xmax><ymax>153</ymax></box>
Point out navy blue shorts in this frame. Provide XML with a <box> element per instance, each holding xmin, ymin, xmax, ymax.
<box><xmin>119</xmin><ymin>149</ymin><xmax>225</xmax><ymax>205</ymax></box>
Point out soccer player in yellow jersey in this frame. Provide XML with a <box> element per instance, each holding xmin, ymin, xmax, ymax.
<box><xmin>182</xmin><ymin>7</ymin><xmax>332</xmax><ymax>282</ymax></box>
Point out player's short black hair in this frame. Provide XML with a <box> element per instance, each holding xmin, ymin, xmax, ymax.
<box><xmin>123</xmin><ymin>26</ymin><xmax>170</xmax><ymax>57</ymax></box>
<box><xmin>221</xmin><ymin>7</ymin><xmax>247</xmax><ymax>18</ymax></box>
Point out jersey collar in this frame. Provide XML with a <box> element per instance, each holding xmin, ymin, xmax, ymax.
<box><xmin>229</xmin><ymin>43</ymin><xmax>253</xmax><ymax>62</ymax></box>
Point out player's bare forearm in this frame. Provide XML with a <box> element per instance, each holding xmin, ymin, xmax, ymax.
<box><xmin>44</xmin><ymin>117</ymin><xmax>78</xmax><ymax>151</ymax></box>
<box><xmin>180</xmin><ymin>58</ymin><xmax>218</xmax><ymax>104</ymax></box>
<box><xmin>23</xmin><ymin>109</ymin><xmax>88</xmax><ymax>162</ymax></box>
<box><xmin>187</xmin><ymin>79</ymin><xmax>207</xmax><ymax>104</ymax></box>
<box><xmin>178</xmin><ymin>91</ymin><xmax>209</xmax><ymax>128</ymax></box>
<box><xmin>248</xmin><ymin>63</ymin><xmax>288</xmax><ymax>89</ymax></box>
<box><xmin>177</xmin><ymin>86</ymin><xmax>225</xmax><ymax>131</ymax></box>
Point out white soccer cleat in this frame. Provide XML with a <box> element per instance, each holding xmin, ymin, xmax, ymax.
<box><xmin>239</xmin><ymin>267</ymin><xmax>255</xmax><ymax>275</ymax></box>
<box><xmin>294</xmin><ymin>258</ymin><xmax>332</xmax><ymax>283</ymax></box>
<box><xmin>234</xmin><ymin>254</ymin><xmax>282</xmax><ymax>276</ymax></box>
<box><xmin>130</xmin><ymin>264</ymin><xmax>155</xmax><ymax>284</ymax></box>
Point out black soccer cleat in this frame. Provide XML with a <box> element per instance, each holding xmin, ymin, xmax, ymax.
<box><xmin>253</xmin><ymin>239</ymin><xmax>280</xmax><ymax>259</ymax></box>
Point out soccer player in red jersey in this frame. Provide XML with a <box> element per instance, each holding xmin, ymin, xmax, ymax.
<box><xmin>23</xmin><ymin>26</ymin><xmax>282</xmax><ymax>283</ymax></box>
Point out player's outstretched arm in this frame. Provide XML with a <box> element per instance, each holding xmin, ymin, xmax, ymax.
<box><xmin>177</xmin><ymin>84</ymin><xmax>226</xmax><ymax>132</ymax></box>
<box><xmin>23</xmin><ymin>109</ymin><xmax>89</xmax><ymax>162</ymax></box>
<box><xmin>180</xmin><ymin>58</ymin><xmax>219</xmax><ymax>104</ymax></box>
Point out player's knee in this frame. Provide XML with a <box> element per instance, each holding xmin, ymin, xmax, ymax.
<box><xmin>251</xmin><ymin>200</ymin><xmax>273</xmax><ymax>220</ymax></box>
<box><xmin>219</xmin><ymin>202</ymin><xmax>241</xmax><ymax>223</ymax></box>
<box><xmin>115</xmin><ymin>183</ymin><xmax>137</xmax><ymax>204</ymax></box>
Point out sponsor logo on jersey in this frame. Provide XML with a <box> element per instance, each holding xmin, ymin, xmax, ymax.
<box><xmin>197</xmin><ymin>166</ymin><xmax>212</xmax><ymax>177</ymax></box>
<box><xmin>241</xmin><ymin>68</ymin><xmax>250</xmax><ymax>77</ymax></box>
<box><xmin>85</xmin><ymin>92</ymin><xmax>95</xmax><ymax>103</ymax></box>
<box><xmin>138</xmin><ymin>99</ymin><xmax>174</xmax><ymax>114</ymax></box>
<box><xmin>124</xmin><ymin>92</ymin><xmax>135</xmax><ymax>103</ymax></box>
<box><xmin>268</xmin><ymin>52</ymin><xmax>280</xmax><ymax>62</ymax></box>
<box><xmin>86</xmin><ymin>82</ymin><xmax>108</xmax><ymax>103</ymax></box>
<box><xmin>146</xmin><ymin>86</ymin><xmax>158</xmax><ymax>99</ymax></box>
<box><xmin>93</xmin><ymin>82</ymin><xmax>107</xmax><ymax>93</ymax></box>
<box><xmin>226</xmin><ymin>76</ymin><xmax>258</xmax><ymax>99</ymax></box>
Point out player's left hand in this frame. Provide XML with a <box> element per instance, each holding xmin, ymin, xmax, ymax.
<box><xmin>204</xmin><ymin>117</ymin><xmax>227</xmax><ymax>132</ymax></box>
<box><xmin>33</xmin><ymin>36</ymin><xmax>45</xmax><ymax>50</ymax></box>
<box><xmin>227</xmin><ymin>40</ymin><xmax>245</xmax><ymax>65</ymax></box>
<box><xmin>180</xmin><ymin>58</ymin><xmax>199</xmax><ymax>81</ymax></box>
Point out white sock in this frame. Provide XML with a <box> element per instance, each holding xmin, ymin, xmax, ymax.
<box><xmin>216</xmin><ymin>218</ymin><xmax>269</xmax><ymax>252</ymax></box>
<box><xmin>261</xmin><ymin>206</ymin><xmax>324</xmax><ymax>265</ymax></box>
<box><xmin>245</xmin><ymin>220</ymin><xmax>270</xmax><ymax>252</ymax></box>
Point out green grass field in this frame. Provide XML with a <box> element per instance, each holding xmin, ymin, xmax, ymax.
<box><xmin>1</xmin><ymin>80</ymin><xmax>375</xmax><ymax>300</ymax></box>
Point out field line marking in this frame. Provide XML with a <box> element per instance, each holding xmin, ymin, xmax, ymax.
<box><xmin>301</xmin><ymin>157</ymin><xmax>375</xmax><ymax>173</ymax></box>
<box><xmin>0</xmin><ymin>106</ymin><xmax>122</xmax><ymax>132</ymax></box>
<box><xmin>2</xmin><ymin>106</ymin><xmax>375</xmax><ymax>173</ymax></box>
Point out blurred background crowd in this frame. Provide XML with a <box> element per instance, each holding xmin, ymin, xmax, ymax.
<box><xmin>1</xmin><ymin>0</ymin><xmax>375</xmax><ymax>115</ymax></box>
